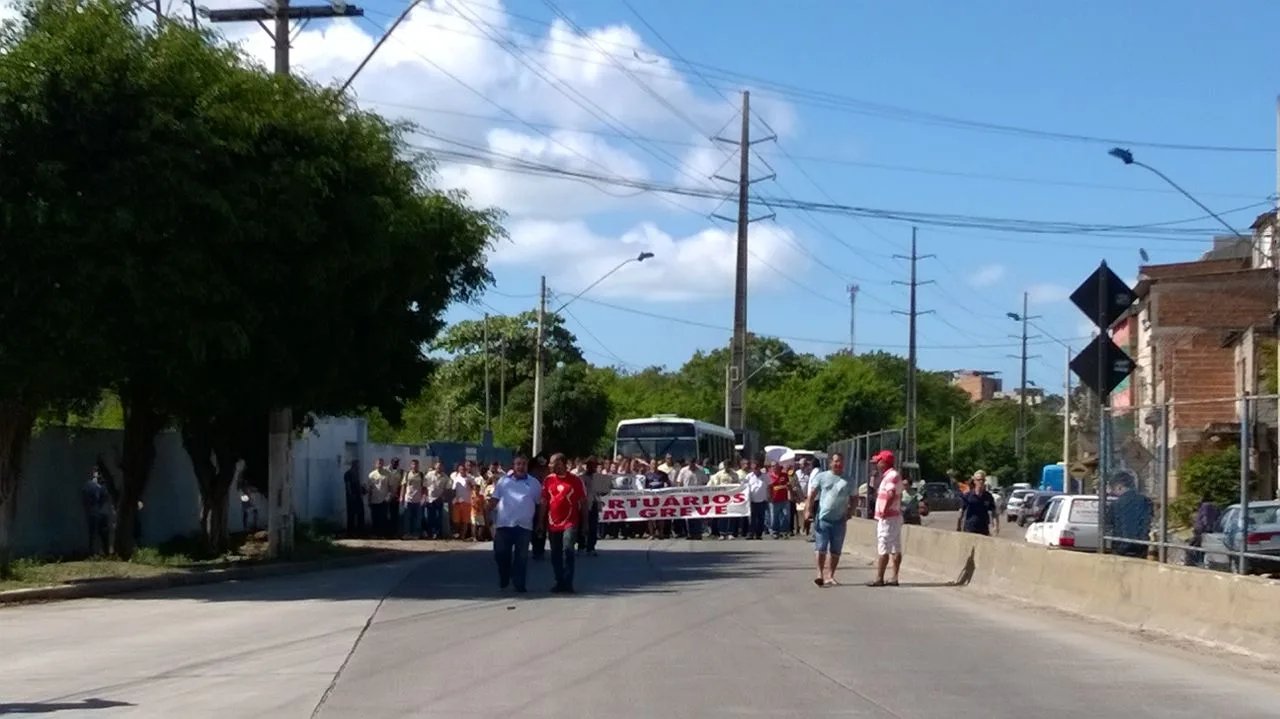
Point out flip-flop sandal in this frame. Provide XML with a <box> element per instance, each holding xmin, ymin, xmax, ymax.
<box><xmin>866</xmin><ymin>580</ymin><xmax>886</xmax><ymax>587</ymax></box>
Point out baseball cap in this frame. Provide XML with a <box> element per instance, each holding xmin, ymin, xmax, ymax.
<box><xmin>872</xmin><ymin>450</ymin><xmax>895</xmax><ymax>465</ymax></box>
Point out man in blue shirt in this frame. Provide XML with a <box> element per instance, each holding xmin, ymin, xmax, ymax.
<box><xmin>487</xmin><ymin>455</ymin><xmax>542</xmax><ymax>593</ymax></box>
<box><xmin>805</xmin><ymin>453</ymin><xmax>852</xmax><ymax>587</ymax></box>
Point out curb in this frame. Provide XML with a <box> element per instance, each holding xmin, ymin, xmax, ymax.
<box><xmin>0</xmin><ymin>550</ymin><xmax>412</xmax><ymax>605</ymax></box>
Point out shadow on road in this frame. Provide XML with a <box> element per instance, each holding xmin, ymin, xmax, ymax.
<box><xmin>0</xmin><ymin>698</ymin><xmax>134</xmax><ymax>714</ymax></box>
<box><xmin>106</xmin><ymin>540</ymin><xmax>795</xmax><ymax>603</ymax></box>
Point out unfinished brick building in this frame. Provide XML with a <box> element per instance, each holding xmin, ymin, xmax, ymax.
<box><xmin>1126</xmin><ymin>247</ymin><xmax>1277</xmax><ymax>499</ymax></box>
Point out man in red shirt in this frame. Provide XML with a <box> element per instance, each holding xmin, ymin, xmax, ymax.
<box><xmin>768</xmin><ymin>464</ymin><xmax>792</xmax><ymax>539</ymax></box>
<box><xmin>541</xmin><ymin>453</ymin><xmax>587</xmax><ymax>594</ymax></box>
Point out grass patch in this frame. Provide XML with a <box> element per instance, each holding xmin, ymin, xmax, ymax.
<box><xmin>0</xmin><ymin>520</ymin><xmax>369</xmax><ymax>593</ymax></box>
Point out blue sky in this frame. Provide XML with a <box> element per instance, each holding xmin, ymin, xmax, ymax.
<box><xmin>209</xmin><ymin>0</ymin><xmax>1278</xmax><ymax>397</ymax></box>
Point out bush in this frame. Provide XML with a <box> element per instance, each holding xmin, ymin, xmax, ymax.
<box><xmin>1171</xmin><ymin>446</ymin><xmax>1243</xmax><ymax>528</ymax></box>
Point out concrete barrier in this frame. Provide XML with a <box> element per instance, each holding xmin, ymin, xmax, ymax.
<box><xmin>844</xmin><ymin>518</ymin><xmax>1280</xmax><ymax>660</ymax></box>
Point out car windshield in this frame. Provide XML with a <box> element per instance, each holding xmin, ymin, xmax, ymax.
<box><xmin>1011</xmin><ymin>489</ymin><xmax>1033</xmax><ymax>500</ymax></box>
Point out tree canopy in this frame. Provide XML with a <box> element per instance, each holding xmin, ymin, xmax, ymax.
<box><xmin>0</xmin><ymin>0</ymin><xmax>499</xmax><ymax>563</ymax></box>
<box><xmin>371</xmin><ymin>315</ymin><xmax>1065</xmax><ymax>484</ymax></box>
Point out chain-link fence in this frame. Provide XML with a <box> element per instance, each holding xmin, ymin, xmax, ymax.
<box><xmin>1098</xmin><ymin>393</ymin><xmax>1279</xmax><ymax>574</ymax></box>
<box><xmin>828</xmin><ymin>428</ymin><xmax>904</xmax><ymax>519</ymax></box>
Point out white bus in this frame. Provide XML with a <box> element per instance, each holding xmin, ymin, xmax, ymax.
<box><xmin>613</xmin><ymin>415</ymin><xmax>737</xmax><ymax>465</ymax></box>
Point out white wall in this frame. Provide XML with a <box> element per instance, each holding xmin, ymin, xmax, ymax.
<box><xmin>11</xmin><ymin>417</ymin><xmax>368</xmax><ymax>558</ymax></box>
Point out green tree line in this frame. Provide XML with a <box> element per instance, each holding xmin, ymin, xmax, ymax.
<box><xmin>0</xmin><ymin>0</ymin><xmax>500</xmax><ymax>569</ymax></box>
<box><xmin>367</xmin><ymin>315</ymin><xmax>1067</xmax><ymax>483</ymax></box>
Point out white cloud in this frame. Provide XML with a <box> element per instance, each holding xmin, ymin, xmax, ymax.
<box><xmin>219</xmin><ymin>0</ymin><xmax>801</xmax><ymax>298</ymax></box>
<box><xmin>493</xmin><ymin>219</ymin><xmax>806</xmax><ymax>302</ymax></box>
<box><xmin>967</xmin><ymin>264</ymin><xmax>1005</xmax><ymax>287</ymax></box>
<box><xmin>0</xmin><ymin>0</ymin><xmax>803</xmax><ymax>301</ymax></box>
<box><xmin>1026</xmin><ymin>283</ymin><xmax>1069</xmax><ymax>304</ymax></box>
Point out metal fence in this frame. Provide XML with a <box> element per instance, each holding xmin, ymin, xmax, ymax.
<box><xmin>1098</xmin><ymin>393</ymin><xmax>1279</xmax><ymax>574</ymax></box>
<box><xmin>828</xmin><ymin>428</ymin><xmax>904</xmax><ymax>519</ymax></box>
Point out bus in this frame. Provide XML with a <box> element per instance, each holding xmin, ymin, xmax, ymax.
<box><xmin>613</xmin><ymin>415</ymin><xmax>737</xmax><ymax>466</ymax></box>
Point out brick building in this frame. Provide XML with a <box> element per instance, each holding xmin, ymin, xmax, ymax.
<box><xmin>1122</xmin><ymin>245</ymin><xmax>1276</xmax><ymax>499</ymax></box>
<box><xmin>952</xmin><ymin>370</ymin><xmax>1001</xmax><ymax>403</ymax></box>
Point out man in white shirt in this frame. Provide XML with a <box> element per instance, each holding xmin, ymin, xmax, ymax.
<box><xmin>365</xmin><ymin>459</ymin><xmax>393</xmax><ymax>538</ymax></box>
<box><xmin>794</xmin><ymin>457</ymin><xmax>817</xmax><ymax>540</ymax></box>
<box><xmin>578</xmin><ymin>457</ymin><xmax>611</xmax><ymax>555</ymax></box>
<box><xmin>423</xmin><ymin>461</ymin><xmax>450</xmax><ymax>540</ymax></box>
<box><xmin>745</xmin><ymin>461</ymin><xmax>769</xmax><ymax>540</ymax></box>
<box><xmin>677</xmin><ymin>460</ymin><xmax>706</xmax><ymax>540</ymax></box>
<box><xmin>450</xmin><ymin>463</ymin><xmax>474</xmax><ymax>541</ymax></box>
<box><xmin>487</xmin><ymin>455</ymin><xmax>542</xmax><ymax>593</ymax></box>
<box><xmin>399</xmin><ymin>459</ymin><xmax>427</xmax><ymax>538</ymax></box>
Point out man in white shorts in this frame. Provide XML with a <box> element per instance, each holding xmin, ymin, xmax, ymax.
<box><xmin>869</xmin><ymin>449</ymin><xmax>903</xmax><ymax>587</ymax></box>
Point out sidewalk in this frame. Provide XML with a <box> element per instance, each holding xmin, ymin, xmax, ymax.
<box><xmin>0</xmin><ymin>538</ymin><xmax>466</xmax><ymax>605</ymax></box>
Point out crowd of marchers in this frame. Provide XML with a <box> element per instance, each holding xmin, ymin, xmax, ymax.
<box><xmin>342</xmin><ymin>453</ymin><xmax>842</xmax><ymax>546</ymax></box>
<box><xmin>337</xmin><ymin>449</ymin><xmax>921</xmax><ymax>593</ymax></box>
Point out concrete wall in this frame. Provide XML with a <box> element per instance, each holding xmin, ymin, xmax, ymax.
<box><xmin>12</xmin><ymin>417</ymin><xmax>370</xmax><ymax>558</ymax></box>
<box><xmin>844</xmin><ymin>519</ymin><xmax>1280</xmax><ymax>661</ymax></box>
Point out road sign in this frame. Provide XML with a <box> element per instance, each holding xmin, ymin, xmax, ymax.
<box><xmin>1069</xmin><ymin>334</ymin><xmax>1135</xmax><ymax>397</ymax></box>
<box><xmin>1070</xmin><ymin>263</ymin><xmax>1137</xmax><ymax>331</ymax></box>
<box><xmin>1069</xmin><ymin>462</ymin><xmax>1089</xmax><ymax>480</ymax></box>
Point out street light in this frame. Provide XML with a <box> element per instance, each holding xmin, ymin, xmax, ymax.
<box><xmin>552</xmin><ymin>251</ymin><xmax>654</xmax><ymax>314</ymax></box>
<box><xmin>723</xmin><ymin>347</ymin><xmax>794</xmax><ymax>424</ymax></box>
<box><xmin>531</xmin><ymin>251</ymin><xmax>655</xmax><ymax>454</ymax></box>
<box><xmin>1107</xmin><ymin>148</ymin><xmax>1245</xmax><ymax>239</ymax></box>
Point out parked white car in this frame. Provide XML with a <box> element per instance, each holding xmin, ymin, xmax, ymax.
<box><xmin>1024</xmin><ymin>495</ymin><xmax>1110</xmax><ymax>551</ymax></box>
<box><xmin>1005</xmin><ymin>488</ymin><xmax>1035</xmax><ymax>523</ymax></box>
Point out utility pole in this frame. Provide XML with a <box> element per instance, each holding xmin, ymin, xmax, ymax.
<box><xmin>483</xmin><ymin>312</ymin><xmax>491</xmax><ymax>435</ymax></box>
<box><xmin>712</xmin><ymin>91</ymin><xmax>775</xmax><ymax>431</ymax></box>
<box><xmin>949</xmin><ymin>415</ymin><xmax>956</xmax><ymax>464</ymax></box>
<box><xmin>847</xmin><ymin>284</ymin><xmax>859</xmax><ymax>354</ymax></box>
<box><xmin>892</xmin><ymin>228</ymin><xmax>934</xmax><ymax>482</ymax></box>
<box><xmin>209</xmin><ymin>0</ymin><xmax>364</xmax><ymax>560</ymax></box>
<box><xmin>1007</xmin><ymin>292</ymin><xmax>1041</xmax><ymax>484</ymax></box>
<box><xmin>1063</xmin><ymin>343</ymin><xmax>1072</xmax><ymax>477</ymax></box>
<box><xmin>723</xmin><ymin>364</ymin><xmax>732</xmax><ymax>427</ymax></box>
<box><xmin>532</xmin><ymin>276</ymin><xmax>547</xmax><ymax>456</ymax></box>
<box><xmin>498</xmin><ymin>337</ymin><xmax>506</xmax><ymax>430</ymax></box>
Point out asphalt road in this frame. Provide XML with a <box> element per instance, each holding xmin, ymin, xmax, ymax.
<box><xmin>922</xmin><ymin>509</ymin><xmax>1028</xmax><ymax>540</ymax></box>
<box><xmin>4</xmin><ymin>538</ymin><xmax>1280</xmax><ymax>718</ymax></box>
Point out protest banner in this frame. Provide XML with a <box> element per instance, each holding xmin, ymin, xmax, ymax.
<box><xmin>600</xmin><ymin>484</ymin><xmax>749</xmax><ymax>522</ymax></box>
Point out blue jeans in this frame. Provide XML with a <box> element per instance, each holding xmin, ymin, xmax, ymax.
<box><xmin>493</xmin><ymin>526</ymin><xmax>532</xmax><ymax>591</ymax></box>
<box><xmin>549</xmin><ymin>527</ymin><xmax>577</xmax><ymax>589</ymax></box>
<box><xmin>770</xmin><ymin>501</ymin><xmax>790</xmax><ymax>535</ymax></box>
<box><xmin>401</xmin><ymin>503</ymin><xmax>424</xmax><ymax>536</ymax></box>
<box><xmin>813</xmin><ymin>518</ymin><xmax>848</xmax><ymax>555</ymax></box>
<box><xmin>425</xmin><ymin>500</ymin><xmax>445</xmax><ymax>539</ymax></box>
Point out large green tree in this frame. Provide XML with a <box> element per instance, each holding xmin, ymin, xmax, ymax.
<box><xmin>0</xmin><ymin>0</ymin><xmax>499</xmax><ymax>557</ymax></box>
<box><xmin>0</xmin><ymin>0</ymin><xmax>129</xmax><ymax>572</ymax></box>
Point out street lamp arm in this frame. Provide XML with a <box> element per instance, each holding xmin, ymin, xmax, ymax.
<box><xmin>1109</xmin><ymin>148</ymin><xmax>1245</xmax><ymax>238</ymax></box>
<box><xmin>551</xmin><ymin>252</ymin><xmax>654</xmax><ymax>314</ymax></box>
<box><xmin>730</xmin><ymin>347</ymin><xmax>794</xmax><ymax>394</ymax></box>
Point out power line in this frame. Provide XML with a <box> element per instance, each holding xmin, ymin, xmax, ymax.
<box><xmin>568</xmin><ymin>294</ymin><xmax>1091</xmax><ymax>350</ymax></box>
<box><xmin>413</xmin><ymin>140</ymin><xmax>1265</xmax><ymax>241</ymax></box>
<box><xmin>365</xmin><ymin>2</ymin><xmax>1273</xmax><ymax>154</ymax></box>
